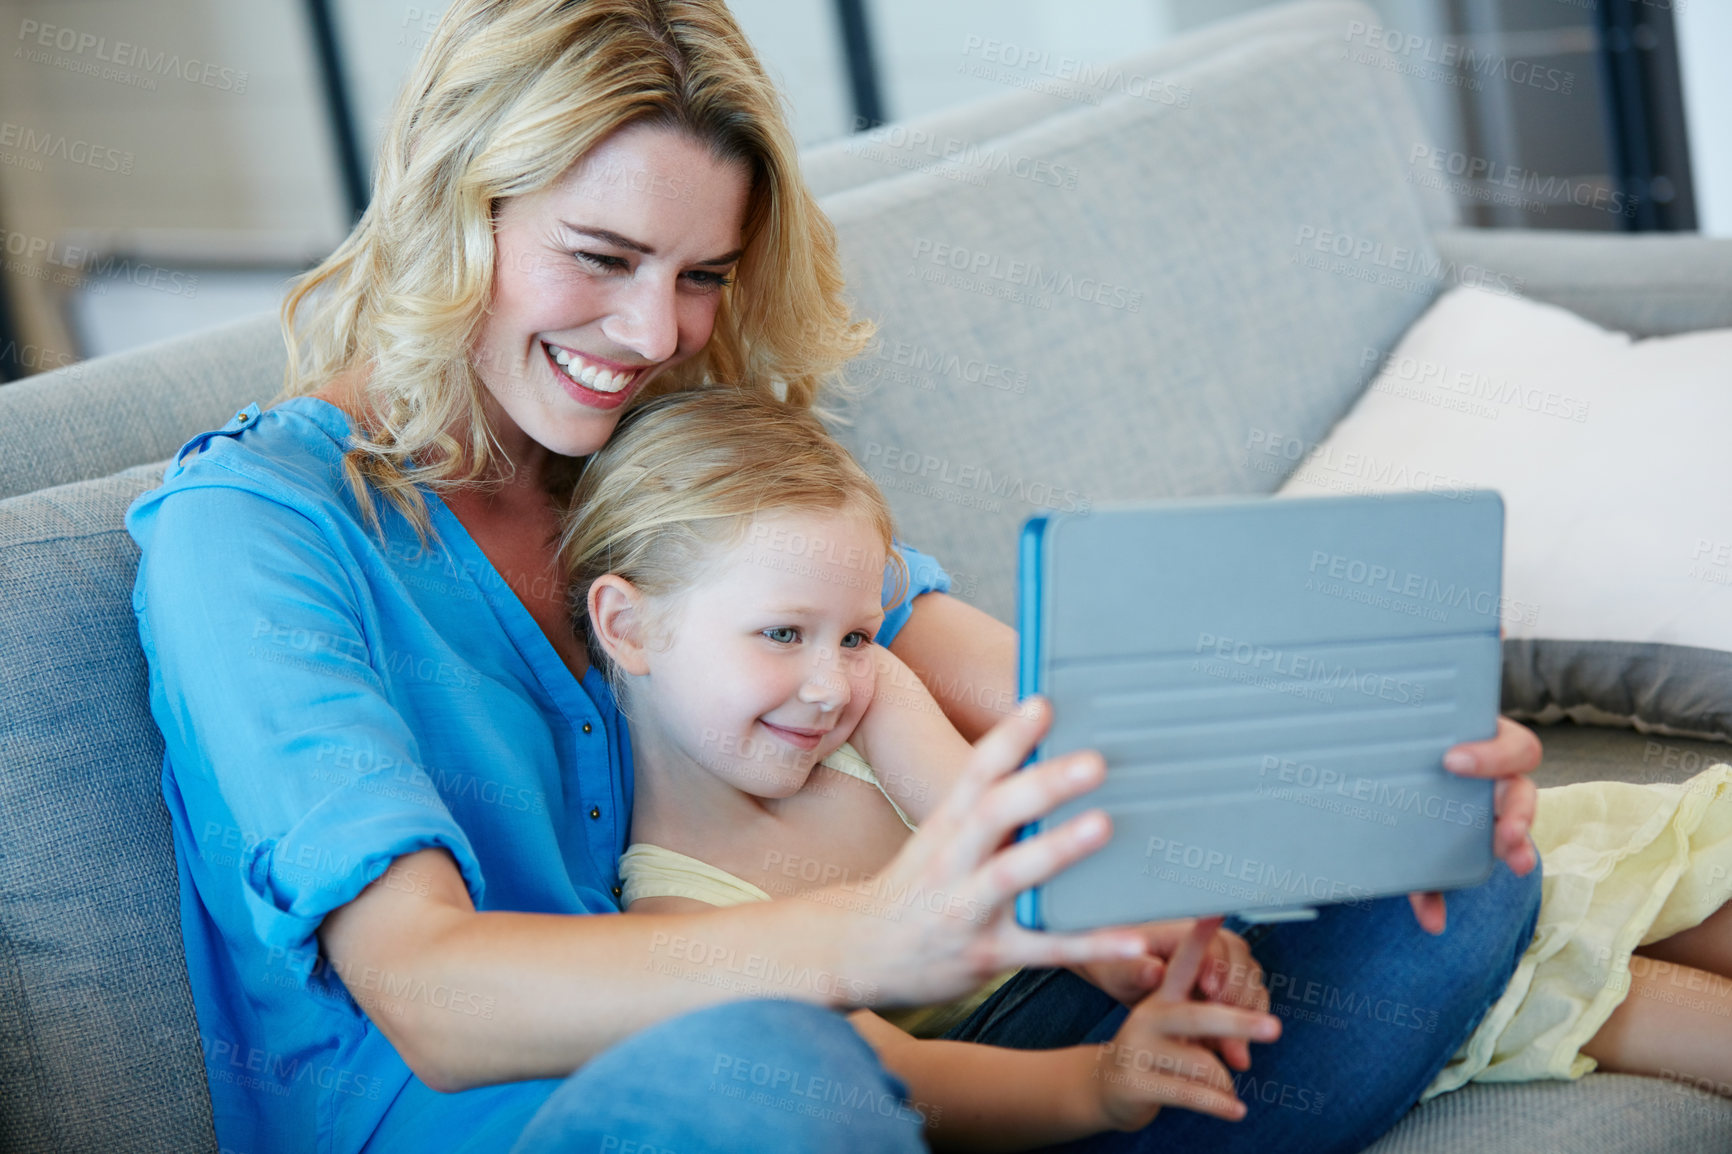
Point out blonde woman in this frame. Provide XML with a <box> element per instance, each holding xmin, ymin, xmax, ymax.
<box><xmin>124</xmin><ymin>2</ymin><xmax>1548</xmax><ymax>1151</ymax></box>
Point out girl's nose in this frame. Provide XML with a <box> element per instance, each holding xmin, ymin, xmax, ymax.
<box><xmin>798</xmin><ymin>651</ymin><xmax>850</xmax><ymax>713</ymax></box>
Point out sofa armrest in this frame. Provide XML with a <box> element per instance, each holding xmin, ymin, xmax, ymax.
<box><xmin>1433</xmin><ymin>228</ymin><xmax>1732</xmax><ymax>338</ymax></box>
<box><xmin>0</xmin><ymin>311</ymin><xmax>282</xmax><ymax>500</ymax></box>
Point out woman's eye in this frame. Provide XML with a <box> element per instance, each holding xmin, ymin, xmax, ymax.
<box><xmin>840</xmin><ymin>631</ymin><xmax>872</xmax><ymax>649</ymax></box>
<box><xmin>683</xmin><ymin>269</ymin><xmax>733</xmax><ymax>292</ymax></box>
<box><xmin>576</xmin><ymin>251</ymin><xmax>629</xmax><ymax>272</ymax></box>
<box><xmin>763</xmin><ymin>627</ymin><xmax>799</xmax><ymax>644</ymax></box>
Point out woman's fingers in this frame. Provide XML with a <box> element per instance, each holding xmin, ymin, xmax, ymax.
<box><xmin>1441</xmin><ymin>716</ymin><xmax>1542</xmax><ymax>779</ymax></box>
<box><xmin>1493</xmin><ymin>776</ymin><xmax>1539</xmax><ymax>874</ymax></box>
<box><xmin>1406</xmin><ymin>891</ymin><xmax>1447</xmax><ymax>935</ymax></box>
<box><xmin>964</xmin><ymin>806</ymin><xmax>1112</xmax><ymax>910</ymax></box>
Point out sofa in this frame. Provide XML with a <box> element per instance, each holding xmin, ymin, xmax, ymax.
<box><xmin>3</xmin><ymin>1</ymin><xmax>1730</xmax><ymax>1150</ymax></box>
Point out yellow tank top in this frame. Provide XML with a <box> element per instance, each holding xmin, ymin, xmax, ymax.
<box><xmin>619</xmin><ymin>742</ymin><xmax>1014</xmax><ymax>1038</ymax></box>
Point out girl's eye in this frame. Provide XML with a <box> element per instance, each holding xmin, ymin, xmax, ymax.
<box><xmin>763</xmin><ymin>627</ymin><xmax>799</xmax><ymax>644</ymax></box>
<box><xmin>576</xmin><ymin>251</ymin><xmax>628</xmax><ymax>272</ymax></box>
<box><xmin>840</xmin><ymin>631</ymin><xmax>872</xmax><ymax>649</ymax></box>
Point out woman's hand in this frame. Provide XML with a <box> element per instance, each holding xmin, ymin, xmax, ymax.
<box><xmin>1407</xmin><ymin>716</ymin><xmax>1543</xmax><ymax>933</ymax></box>
<box><xmin>1074</xmin><ymin>920</ymin><xmax>1268</xmax><ymax>1070</ymax></box>
<box><xmin>1084</xmin><ymin>917</ymin><xmax>1281</xmax><ymax>1132</ymax></box>
<box><xmin>818</xmin><ymin>696</ymin><xmax>1150</xmax><ymax>1008</ymax></box>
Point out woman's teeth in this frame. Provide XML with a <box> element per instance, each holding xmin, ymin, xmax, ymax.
<box><xmin>547</xmin><ymin>344</ymin><xmax>633</xmax><ymax>394</ymax></box>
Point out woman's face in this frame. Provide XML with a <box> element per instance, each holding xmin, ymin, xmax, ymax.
<box><xmin>474</xmin><ymin>122</ymin><xmax>752</xmax><ymax>459</ymax></box>
<box><xmin>635</xmin><ymin>508</ymin><xmax>887</xmax><ymax>799</ymax></box>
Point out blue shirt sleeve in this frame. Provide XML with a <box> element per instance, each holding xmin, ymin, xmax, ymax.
<box><xmin>876</xmin><ymin>538</ymin><xmax>952</xmax><ymax>648</ymax></box>
<box><xmin>132</xmin><ymin>483</ymin><xmax>487</xmax><ymax>966</ymax></box>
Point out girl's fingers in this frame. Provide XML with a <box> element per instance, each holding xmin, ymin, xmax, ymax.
<box><xmin>1136</xmin><ymin>1001</ymin><xmax>1282</xmax><ymax>1042</ymax></box>
<box><xmin>1154</xmin><ymin>915</ymin><xmax>1223</xmax><ymax>1002</ymax></box>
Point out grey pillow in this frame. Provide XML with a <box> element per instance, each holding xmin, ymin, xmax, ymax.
<box><xmin>0</xmin><ymin>465</ymin><xmax>217</xmax><ymax>1153</ymax></box>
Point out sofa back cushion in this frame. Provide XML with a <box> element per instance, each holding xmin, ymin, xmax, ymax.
<box><xmin>817</xmin><ymin>4</ymin><xmax>1447</xmax><ymax>624</ymax></box>
<box><xmin>0</xmin><ymin>467</ymin><xmax>216</xmax><ymax>1153</ymax></box>
<box><xmin>0</xmin><ymin>313</ymin><xmax>280</xmax><ymax>501</ymax></box>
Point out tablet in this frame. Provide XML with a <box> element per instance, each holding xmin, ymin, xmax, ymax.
<box><xmin>1014</xmin><ymin>491</ymin><xmax>1503</xmax><ymax>932</ymax></box>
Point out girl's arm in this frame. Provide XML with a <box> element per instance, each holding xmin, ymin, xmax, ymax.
<box><xmin>847</xmin><ymin>918</ymin><xmax>1277</xmax><ymax>1152</ymax></box>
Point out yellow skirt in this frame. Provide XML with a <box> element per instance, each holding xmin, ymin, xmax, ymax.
<box><xmin>1423</xmin><ymin>764</ymin><xmax>1732</xmax><ymax>1099</ymax></box>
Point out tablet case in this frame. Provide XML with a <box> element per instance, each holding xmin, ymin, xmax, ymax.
<box><xmin>1015</xmin><ymin>491</ymin><xmax>1502</xmax><ymax>932</ymax></box>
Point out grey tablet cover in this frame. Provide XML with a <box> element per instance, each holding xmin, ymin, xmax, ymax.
<box><xmin>1016</xmin><ymin>492</ymin><xmax>1502</xmax><ymax>932</ymax></box>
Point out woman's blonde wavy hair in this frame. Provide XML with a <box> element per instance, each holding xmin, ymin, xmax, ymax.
<box><xmin>279</xmin><ymin>0</ymin><xmax>871</xmax><ymax>536</ymax></box>
<box><xmin>557</xmin><ymin>389</ymin><xmax>908</xmax><ymax>707</ymax></box>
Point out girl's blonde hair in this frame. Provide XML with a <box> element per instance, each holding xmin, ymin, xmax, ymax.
<box><xmin>558</xmin><ymin>388</ymin><xmax>908</xmax><ymax>702</ymax></box>
<box><xmin>279</xmin><ymin>0</ymin><xmax>870</xmax><ymax>535</ymax></box>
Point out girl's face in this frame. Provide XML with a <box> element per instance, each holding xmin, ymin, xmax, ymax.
<box><xmin>473</xmin><ymin>122</ymin><xmax>752</xmax><ymax>459</ymax></box>
<box><xmin>635</xmin><ymin>508</ymin><xmax>889</xmax><ymax>798</ymax></box>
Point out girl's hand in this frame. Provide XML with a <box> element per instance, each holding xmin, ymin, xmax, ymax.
<box><xmin>815</xmin><ymin>696</ymin><xmax>1150</xmax><ymax>1008</ymax></box>
<box><xmin>1408</xmin><ymin>716</ymin><xmax>1543</xmax><ymax>934</ymax></box>
<box><xmin>1085</xmin><ymin>917</ymin><xmax>1281</xmax><ymax>1132</ymax></box>
<box><xmin>1075</xmin><ymin>920</ymin><xmax>1269</xmax><ymax>1070</ymax></box>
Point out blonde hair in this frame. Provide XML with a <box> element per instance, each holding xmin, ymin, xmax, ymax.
<box><xmin>558</xmin><ymin>388</ymin><xmax>908</xmax><ymax>703</ymax></box>
<box><xmin>279</xmin><ymin>0</ymin><xmax>870</xmax><ymax>536</ymax></box>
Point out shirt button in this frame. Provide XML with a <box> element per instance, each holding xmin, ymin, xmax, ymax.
<box><xmin>612</xmin><ymin>886</ymin><xmax>622</xmax><ymax>898</ymax></box>
<box><xmin>582</xmin><ymin>723</ymin><xmax>593</xmax><ymax>734</ymax></box>
<box><xmin>589</xmin><ymin>807</ymin><xmax>601</xmax><ymax>819</ymax></box>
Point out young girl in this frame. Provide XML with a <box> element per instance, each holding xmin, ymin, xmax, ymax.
<box><xmin>559</xmin><ymin>388</ymin><xmax>1732</xmax><ymax>1144</ymax></box>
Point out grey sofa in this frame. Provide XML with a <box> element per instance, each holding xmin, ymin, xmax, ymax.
<box><xmin>3</xmin><ymin>2</ymin><xmax>1731</xmax><ymax>1151</ymax></box>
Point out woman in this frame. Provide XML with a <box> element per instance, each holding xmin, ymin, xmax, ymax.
<box><xmin>125</xmin><ymin>2</ymin><xmax>1543</xmax><ymax>1151</ymax></box>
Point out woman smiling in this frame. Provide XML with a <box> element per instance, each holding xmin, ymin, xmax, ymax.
<box><xmin>124</xmin><ymin>2</ymin><xmax>1545</xmax><ymax>1151</ymax></box>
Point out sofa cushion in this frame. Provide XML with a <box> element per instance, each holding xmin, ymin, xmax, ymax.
<box><xmin>0</xmin><ymin>465</ymin><xmax>217</xmax><ymax>1153</ymax></box>
<box><xmin>1362</xmin><ymin>1073</ymin><xmax>1732</xmax><ymax>1153</ymax></box>
<box><xmin>818</xmin><ymin>6</ymin><xmax>1448</xmax><ymax>625</ymax></box>
<box><xmin>1277</xmin><ymin>286</ymin><xmax>1732</xmax><ymax>743</ymax></box>
<box><xmin>0</xmin><ymin>312</ymin><xmax>280</xmax><ymax>501</ymax></box>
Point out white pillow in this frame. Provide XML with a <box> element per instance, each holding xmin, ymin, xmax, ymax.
<box><xmin>1275</xmin><ymin>286</ymin><xmax>1732</xmax><ymax>741</ymax></box>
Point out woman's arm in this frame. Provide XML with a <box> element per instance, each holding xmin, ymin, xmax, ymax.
<box><xmin>844</xmin><ymin>645</ymin><xmax>975</xmax><ymax>824</ymax></box>
<box><xmin>891</xmin><ymin>591</ymin><xmax>1545</xmax><ymax>932</ymax></box>
<box><xmin>886</xmin><ymin>592</ymin><xmax>1020</xmax><ymax>744</ymax></box>
<box><xmin>318</xmin><ymin>700</ymin><xmax>1154</xmax><ymax>1092</ymax></box>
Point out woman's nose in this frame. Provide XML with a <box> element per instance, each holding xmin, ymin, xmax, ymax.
<box><xmin>604</xmin><ymin>275</ymin><xmax>680</xmax><ymax>364</ymax></box>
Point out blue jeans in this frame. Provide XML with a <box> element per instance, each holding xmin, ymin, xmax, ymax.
<box><xmin>512</xmin><ymin>861</ymin><xmax>1540</xmax><ymax>1153</ymax></box>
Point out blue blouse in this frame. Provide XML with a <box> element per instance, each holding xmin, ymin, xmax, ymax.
<box><xmin>126</xmin><ymin>396</ymin><xmax>952</xmax><ymax>1154</ymax></box>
